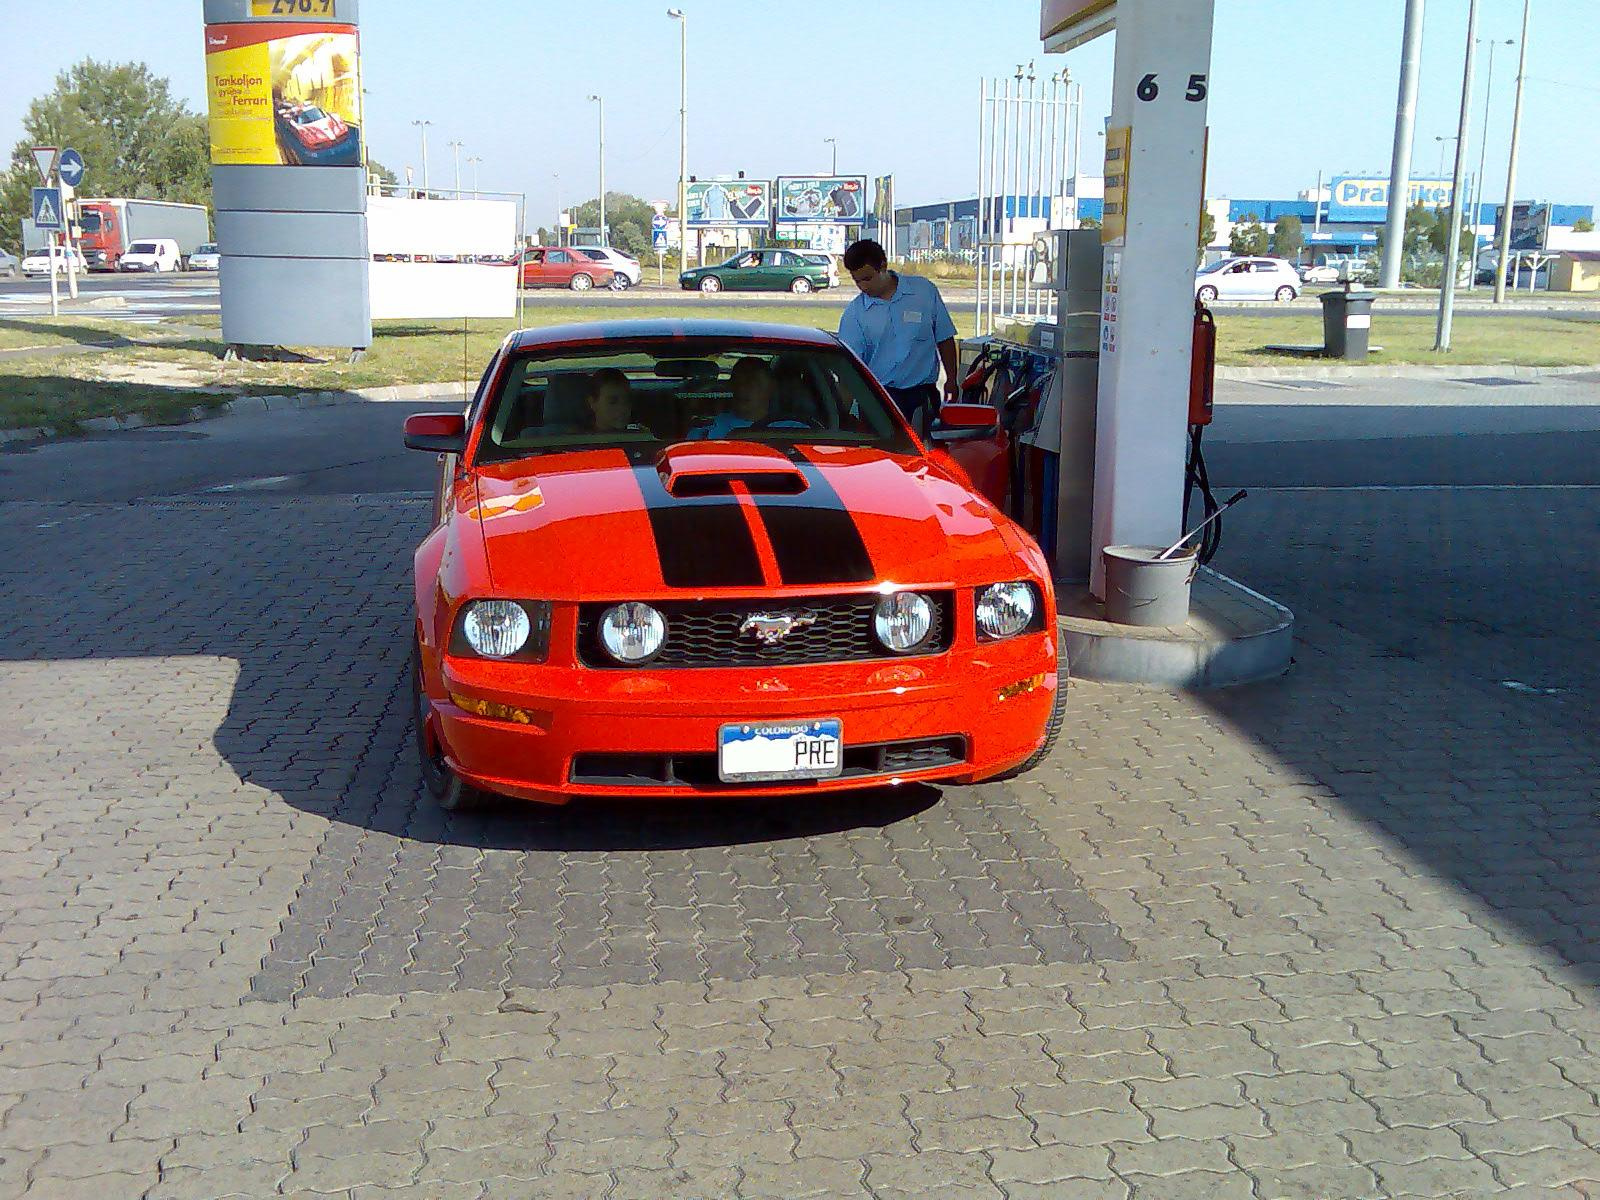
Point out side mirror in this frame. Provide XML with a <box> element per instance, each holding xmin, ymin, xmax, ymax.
<box><xmin>928</xmin><ymin>402</ymin><xmax>999</xmax><ymax>443</ymax></box>
<box><xmin>404</xmin><ymin>412</ymin><xmax>467</xmax><ymax>454</ymax></box>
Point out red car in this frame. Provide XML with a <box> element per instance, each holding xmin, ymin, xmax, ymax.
<box><xmin>405</xmin><ymin>319</ymin><xmax>1063</xmax><ymax>808</ymax></box>
<box><xmin>520</xmin><ymin>247</ymin><xmax>616</xmax><ymax>291</ymax></box>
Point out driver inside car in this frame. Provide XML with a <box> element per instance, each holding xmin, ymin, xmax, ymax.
<box><xmin>690</xmin><ymin>358</ymin><xmax>806</xmax><ymax>440</ymax></box>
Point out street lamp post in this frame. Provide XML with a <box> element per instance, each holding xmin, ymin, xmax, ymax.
<box><xmin>1467</xmin><ymin>37</ymin><xmax>1515</xmax><ymax>291</ymax></box>
<box><xmin>411</xmin><ymin>119</ymin><xmax>432</xmax><ymax>194</ymax></box>
<box><xmin>1434</xmin><ymin>135</ymin><xmax>1457</xmax><ymax>179</ymax></box>
<box><xmin>587</xmin><ymin>95</ymin><xmax>606</xmax><ymax>247</ymax></box>
<box><xmin>1494</xmin><ymin>0</ymin><xmax>1532</xmax><ymax>304</ymax></box>
<box><xmin>1435</xmin><ymin>0</ymin><xmax>1478</xmax><ymax>352</ymax></box>
<box><xmin>447</xmin><ymin>140</ymin><xmax>463</xmax><ymax>196</ymax></box>
<box><xmin>467</xmin><ymin>155</ymin><xmax>482</xmax><ymax>198</ymax></box>
<box><xmin>668</xmin><ymin>8</ymin><xmax>688</xmax><ymax>273</ymax></box>
<box><xmin>824</xmin><ymin>137</ymin><xmax>837</xmax><ymax>175</ymax></box>
<box><xmin>553</xmin><ymin>173</ymin><xmax>561</xmax><ymax>246</ymax></box>
<box><xmin>1379</xmin><ymin>0</ymin><xmax>1426</xmax><ymax>290</ymax></box>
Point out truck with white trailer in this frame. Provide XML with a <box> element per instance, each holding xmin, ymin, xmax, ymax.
<box><xmin>74</xmin><ymin>198</ymin><xmax>211</xmax><ymax>271</ymax></box>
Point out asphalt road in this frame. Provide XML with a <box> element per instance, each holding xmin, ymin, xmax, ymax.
<box><xmin>3</xmin><ymin>371</ymin><xmax>1596</xmax><ymax>505</ymax></box>
<box><xmin>2</xmin><ymin>270</ymin><xmax>1594</xmax><ymax>322</ymax></box>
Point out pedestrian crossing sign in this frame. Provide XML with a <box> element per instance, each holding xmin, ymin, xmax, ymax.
<box><xmin>31</xmin><ymin>187</ymin><xmax>63</xmax><ymax>230</ymax></box>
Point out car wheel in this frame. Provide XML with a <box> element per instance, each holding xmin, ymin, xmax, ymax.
<box><xmin>610</xmin><ymin>274</ymin><xmax>632</xmax><ymax>290</ymax></box>
<box><xmin>570</xmin><ymin>273</ymin><xmax>593</xmax><ymax>291</ymax></box>
<box><xmin>789</xmin><ymin>277</ymin><xmax>814</xmax><ymax>294</ymax></box>
<box><xmin>985</xmin><ymin>669</ymin><xmax>1069</xmax><ymax>782</ymax></box>
<box><xmin>1196</xmin><ymin>285</ymin><xmax>1218</xmax><ymax>303</ymax></box>
<box><xmin>1275</xmin><ymin>285</ymin><xmax>1297</xmax><ymax>302</ymax></box>
<box><xmin>699</xmin><ymin>275</ymin><xmax>722</xmax><ymax>293</ymax></box>
<box><xmin>412</xmin><ymin>646</ymin><xmax>482</xmax><ymax>813</ymax></box>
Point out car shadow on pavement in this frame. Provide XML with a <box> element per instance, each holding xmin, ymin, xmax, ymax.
<box><xmin>1195</xmin><ymin>485</ymin><xmax>1600</xmax><ymax>993</ymax></box>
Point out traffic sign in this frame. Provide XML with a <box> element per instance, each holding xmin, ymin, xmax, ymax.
<box><xmin>653</xmin><ymin>228</ymin><xmax>669</xmax><ymax>250</ymax></box>
<box><xmin>58</xmin><ymin>149</ymin><xmax>85</xmax><ymax>188</ymax></box>
<box><xmin>32</xmin><ymin>187</ymin><xmax>63</xmax><ymax>230</ymax></box>
<box><xmin>30</xmin><ymin>146</ymin><xmax>59</xmax><ymax>185</ymax></box>
<box><xmin>651</xmin><ymin>214</ymin><xmax>668</xmax><ymax>230</ymax></box>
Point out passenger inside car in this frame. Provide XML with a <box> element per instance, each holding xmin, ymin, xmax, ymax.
<box><xmin>585</xmin><ymin>368</ymin><xmax>635</xmax><ymax>433</ymax></box>
<box><xmin>690</xmin><ymin>358</ymin><xmax>807</xmax><ymax>440</ymax></box>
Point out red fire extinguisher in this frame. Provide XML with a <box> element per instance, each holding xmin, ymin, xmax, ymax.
<box><xmin>1190</xmin><ymin>298</ymin><xmax>1216</xmax><ymax>427</ymax></box>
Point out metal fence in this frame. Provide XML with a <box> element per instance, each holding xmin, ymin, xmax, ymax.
<box><xmin>975</xmin><ymin>65</ymin><xmax>1083</xmax><ymax>335</ymax></box>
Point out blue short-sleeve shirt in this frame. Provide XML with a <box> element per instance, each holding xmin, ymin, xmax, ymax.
<box><xmin>838</xmin><ymin>272</ymin><xmax>957</xmax><ymax>389</ymax></box>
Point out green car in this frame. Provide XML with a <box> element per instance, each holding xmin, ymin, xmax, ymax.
<box><xmin>679</xmin><ymin>249</ymin><xmax>833</xmax><ymax>294</ymax></box>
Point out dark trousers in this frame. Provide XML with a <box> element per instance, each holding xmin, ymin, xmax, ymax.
<box><xmin>884</xmin><ymin>383</ymin><xmax>940</xmax><ymax>436</ymax></box>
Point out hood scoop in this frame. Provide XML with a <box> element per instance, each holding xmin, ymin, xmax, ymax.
<box><xmin>657</xmin><ymin>441</ymin><xmax>809</xmax><ymax>497</ymax></box>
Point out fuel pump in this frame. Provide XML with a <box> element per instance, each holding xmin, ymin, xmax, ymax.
<box><xmin>1183</xmin><ymin>298</ymin><xmax>1224</xmax><ymax>564</ymax></box>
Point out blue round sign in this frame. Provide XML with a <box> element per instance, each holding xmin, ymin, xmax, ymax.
<box><xmin>59</xmin><ymin>149</ymin><xmax>85</xmax><ymax>188</ymax></box>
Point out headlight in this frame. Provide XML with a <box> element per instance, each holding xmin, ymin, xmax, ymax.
<box><xmin>453</xmin><ymin>599</ymin><xmax>551</xmax><ymax>660</ymax></box>
<box><xmin>599</xmin><ymin>602</ymin><xmax>666</xmax><ymax>664</ymax></box>
<box><xmin>874</xmin><ymin>591</ymin><xmax>935</xmax><ymax>653</ymax></box>
<box><xmin>976</xmin><ymin>582</ymin><xmax>1037</xmax><ymax>640</ymax></box>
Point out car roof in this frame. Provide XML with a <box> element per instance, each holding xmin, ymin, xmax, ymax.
<box><xmin>507</xmin><ymin>318</ymin><xmax>842</xmax><ymax>353</ymax></box>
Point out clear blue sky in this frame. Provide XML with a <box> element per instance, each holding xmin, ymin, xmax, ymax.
<box><xmin>4</xmin><ymin>0</ymin><xmax>1596</xmax><ymax>223</ymax></box>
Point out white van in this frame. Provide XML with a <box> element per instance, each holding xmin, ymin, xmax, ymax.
<box><xmin>119</xmin><ymin>238</ymin><xmax>183</xmax><ymax>273</ymax></box>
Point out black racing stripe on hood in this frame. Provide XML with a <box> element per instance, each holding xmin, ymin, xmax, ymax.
<box><xmin>750</xmin><ymin>452</ymin><xmax>875</xmax><ymax>586</ymax></box>
<box><xmin>630</xmin><ymin>462</ymin><xmax>765</xmax><ymax>588</ymax></box>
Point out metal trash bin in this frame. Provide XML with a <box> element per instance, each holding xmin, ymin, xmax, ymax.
<box><xmin>1319</xmin><ymin>285</ymin><xmax>1376</xmax><ymax>359</ymax></box>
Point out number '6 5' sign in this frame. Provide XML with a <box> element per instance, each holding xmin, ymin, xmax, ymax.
<box><xmin>1136</xmin><ymin>73</ymin><xmax>1208</xmax><ymax>102</ymax></box>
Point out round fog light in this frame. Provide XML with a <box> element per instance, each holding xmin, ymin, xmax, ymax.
<box><xmin>977</xmin><ymin>581</ymin><xmax>1036</xmax><ymax>639</ymax></box>
<box><xmin>874</xmin><ymin>591</ymin><xmax>934</xmax><ymax>653</ymax></box>
<box><xmin>600</xmin><ymin>602</ymin><xmax>666</xmax><ymax>663</ymax></box>
<box><xmin>462</xmin><ymin>600</ymin><xmax>532</xmax><ymax>658</ymax></box>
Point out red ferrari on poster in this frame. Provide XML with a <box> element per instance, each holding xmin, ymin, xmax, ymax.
<box><xmin>406</xmin><ymin>319</ymin><xmax>1063</xmax><ymax>808</ymax></box>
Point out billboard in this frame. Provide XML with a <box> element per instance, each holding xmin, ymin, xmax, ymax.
<box><xmin>685</xmin><ymin>179</ymin><xmax>770</xmax><ymax>227</ymax></box>
<box><xmin>367</xmin><ymin>196</ymin><xmax>516</xmax><ymax>319</ymax></box>
<box><xmin>775</xmin><ymin>176</ymin><xmax>867</xmax><ymax>224</ymax></box>
<box><xmin>873</xmin><ymin>175</ymin><xmax>894</xmax><ymax>224</ymax></box>
<box><xmin>205</xmin><ymin>21</ymin><xmax>362</xmax><ymax>167</ymax></box>
<box><xmin>1498</xmin><ymin>202</ymin><xmax>1551</xmax><ymax>252</ymax></box>
<box><xmin>1327</xmin><ymin>175</ymin><xmax>1453</xmax><ymax>223</ymax></box>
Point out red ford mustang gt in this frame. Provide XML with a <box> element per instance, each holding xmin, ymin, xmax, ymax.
<box><xmin>406</xmin><ymin>319</ymin><xmax>1064</xmax><ymax>808</ymax></box>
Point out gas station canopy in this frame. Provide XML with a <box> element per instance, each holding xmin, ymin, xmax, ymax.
<box><xmin>1041</xmin><ymin>0</ymin><xmax>1116</xmax><ymax>51</ymax></box>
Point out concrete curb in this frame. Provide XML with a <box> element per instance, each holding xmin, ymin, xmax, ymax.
<box><xmin>1218</xmin><ymin>362</ymin><xmax>1600</xmax><ymax>381</ymax></box>
<box><xmin>0</xmin><ymin>380</ymin><xmax>470</xmax><ymax>448</ymax></box>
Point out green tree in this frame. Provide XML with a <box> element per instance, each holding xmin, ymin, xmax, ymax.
<box><xmin>367</xmin><ymin>158</ymin><xmax>398</xmax><ymax>187</ymax></box>
<box><xmin>1229</xmin><ymin>213</ymin><xmax>1267</xmax><ymax>256</ymax></box>
<box><xmin>1423</xmin><ymin>205</ymin><xmax>1474</xmax><ymax>257</ymax></box>
<box><xmin>571</xmin><ymin>191</ymin><xmax>655</xmax><ymax>257</ymax></box>
<box><xmin>1374</xmin><ymin>201</ymin><xmax>1434</xmax><ymax>278</ymax></box>
<box><xmin>2</xmin><ymin>60</ymin><xmax>211</xmax><ymax>253</ymax></box>
<box><xmin>1270</xmin><ymin>214</ymin><xmax>1303</xmax><ymax>261</ymax></box>
<box><xmin>1198</xmin><ymin>208</ymin><xmax>1216</xmax><ymax>251</ymax></box>
<box><xmin>1571</xmin><ymin>217</ymin><xmax>1593</xmax><ymax>233</ymax></box>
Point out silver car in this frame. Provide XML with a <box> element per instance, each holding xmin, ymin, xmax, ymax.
<box><xmin>1195</xmin><ymin>256</ymin><xmax>1301</xmax><ymax>302</ymax></box>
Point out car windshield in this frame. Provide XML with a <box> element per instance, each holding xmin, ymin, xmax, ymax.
<box><xmin>78</xmin><ymin>212</ymin><xmax>102</xmax><ymax>232</ymax></box>
<box><xmin>129</xmin><ymin>242</ymin><xmax>160</xmax><ymax>254</ymax></box>
<box><xmin>1197</xmin><ymin>260</ymin><xmax>1231</xmax><ymax>274</ymax></box>
<box><xmin>296</xmin><ymin>106</ymin><xmax>327</xmax><ymax>123</ymax></box>
<box><xmin>196</xmin><ymin>244</ymin><xmax>217</xmax><ymax>254</ymax></box>
<box><xmin>476</xmin><ymin>340</ymin><xmax>916</xmax><ymax>463</ymax></box>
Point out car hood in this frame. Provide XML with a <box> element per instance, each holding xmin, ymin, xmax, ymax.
<box><xmin>468</xmin><ymin>442</ymin><xmax>1022</xmax><ymax>598</ymax></box>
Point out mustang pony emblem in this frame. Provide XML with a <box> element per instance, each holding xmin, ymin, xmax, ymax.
<box><xmin>739</xmin><ymin>612</ymin><xmax>818</xmax><ymax>645</ymax></box>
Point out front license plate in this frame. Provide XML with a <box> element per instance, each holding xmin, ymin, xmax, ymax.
<box><xmin>718</xmin><ymin>719</ymin><xmax>843</xmax><ymax>783</ymax></box>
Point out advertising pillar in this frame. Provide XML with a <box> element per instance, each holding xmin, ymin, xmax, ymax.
<box><xmin>203</xmin><ymin>0</ymin><xmax>370</xmax><ymax>353</ymax></box>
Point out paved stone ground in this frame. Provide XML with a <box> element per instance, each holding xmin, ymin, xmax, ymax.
<box><xmin>1</xmin><ymin>490</ymin><xmax>1598</xmax><ymax>1199</ymax></box>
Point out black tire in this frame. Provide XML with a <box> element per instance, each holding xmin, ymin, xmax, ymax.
<box><xmin>1196</xmin><ymin>284</ymin><xmax>1218</xmax><ymax>303</ymax></box>
<box><xmin>789</xmin><ymin>276</ymin><xmax>813</xmax><ymax>294</ymax></box>
<box><xmin>699</xmin><ymin>275</ymin><xmax>722</xmax><ymax>293</ymax></box>
<box><xmin>985</xmin><ymin>669</ymin><xmax>1069</xmax><ymax>782</ymax></box>
<box><xmin>569</xmin><ymin>272</ymin><xmax>594</xmax><ymax>291</ymax></box>
<box><xmin>413</xmin><ymin>646</ymin><xmax>482</xmax><ymax>812</ymax></box>
<box><xmin>610</xmin><ymin>274</ymin><xmax>632</xmax><ymax>290</ymax></box>
<box><xmin>1275</xmin><ymin>285</ymin><xmax>1297</xmax><ymax>302</ymax></box>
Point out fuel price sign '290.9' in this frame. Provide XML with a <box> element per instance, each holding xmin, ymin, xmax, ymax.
<box><xmin>204</xmin><ymin>20</ymin><xmax>362</xmax><ymax>167</ymax></box>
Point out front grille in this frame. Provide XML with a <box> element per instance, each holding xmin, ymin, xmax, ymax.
<box><xmin>570</xmin><ymin>736</ymin><xmax>968</xmax><ymax>787</ymax></box>
<box><xmin>576</xmin><ymin>593</ymin><xmax>954</xmax><ymax>669</ymax></box>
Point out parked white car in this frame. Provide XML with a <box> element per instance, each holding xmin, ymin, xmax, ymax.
<box><xmin>574</xmin><ymin>246</ymin><xmax>641</xmax><ymax>288</ymax></box>
<box><xmin>21</xmin><ymin>246</ymin><xmax>88</xmax><ymax>276</ymax></box>
<box><xmin>188</xmin><ymin>242</ymin><xmax>220</xmax><ymax>271</ymax></box>
<box><xmin>1298</xmin><ymin>262</ymin><xmax>1341</xmax><ymax>284</ymax></box>
<box><xmin>0</xmin><ymin>247</ymin><xmax>18</xmax><ymax>277</ymax></box>
<box><xmin>1195</xmin><ymin>256</ymin><xmax>1301</xmax><ymax>302</ymax></box>
<box><xmin>798</xmin><ymin>251</ymin><xmax>842</xmax><ymax>288</ymax></box>
<box><xmin>118</xmin><ymin>238</ymin><xmax>183</xmax><ymax>273</ymax></box>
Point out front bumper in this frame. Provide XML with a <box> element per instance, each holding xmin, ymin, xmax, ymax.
<box><xmin>424</xmin><ymin>634</ymin><xmax>1057</xmax><ymax>804</ymax></box>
